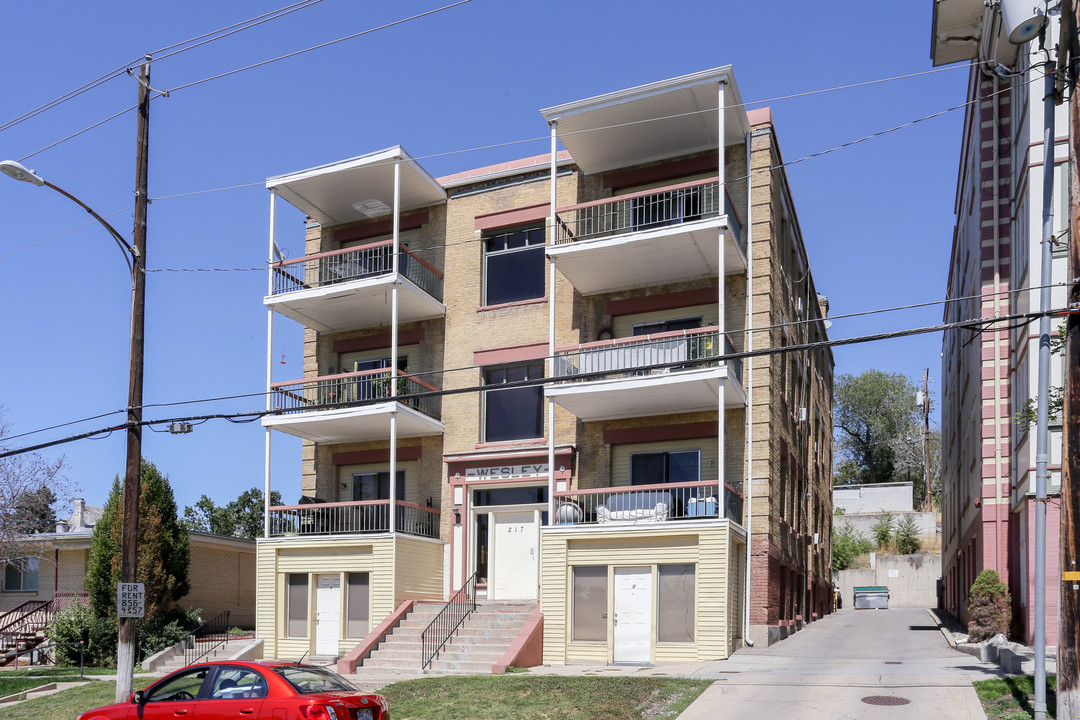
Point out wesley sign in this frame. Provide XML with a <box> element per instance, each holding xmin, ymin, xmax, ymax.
<box><xmin>465</xmin><ymin>464</ymin><xmax>548</xmax><ymax>479</ymax></box>
<box><xmin>117</xmin><ymin>582</ymin><xmax>145</xmax><ymax>618</ymax></box>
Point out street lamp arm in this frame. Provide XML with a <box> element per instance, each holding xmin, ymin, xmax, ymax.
<box><xmin>41</xmin><ymin>179</ymin><xmax>140</xmax><ymax>277</ymax></box>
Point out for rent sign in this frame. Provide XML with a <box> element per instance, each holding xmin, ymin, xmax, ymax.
<box><xmin>117</xmin><ymin>583</ymin><xmax>145</xmax><ymax>618</ymax></box>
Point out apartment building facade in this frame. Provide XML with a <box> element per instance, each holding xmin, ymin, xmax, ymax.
<box><xmin>255</xmin><ymin>66</ymin><xmax>834</xmax><ymax>665</ymax></box>
<box><xmin>932</xmin><ymin>1</ymin><xmax>1069</xmax><ymax>644</ymax></box>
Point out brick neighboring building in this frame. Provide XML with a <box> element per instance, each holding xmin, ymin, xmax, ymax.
<box><xmin>1</xmin><ymin>498</ymin><xmax>256</xmax><ymax>628</ymax></box>
<box><xmin>932</xmin><ymin>2</ymin><xmax>1069</xmax><ymax>644</ymax></box>
<box><xmin>257</xmin><ymin>66</ymin><xmax>834</xmax><ymax>663</ymax></box>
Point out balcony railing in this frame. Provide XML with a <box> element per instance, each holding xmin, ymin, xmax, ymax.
<box><xmin>270</xmin><ymin>369</ymin><xmax>441</xmax><ymax>419</ymax></box>
<box><xmin>553</xmin><ymin>327</ymin><xmax>741</xmax><ymax>385</ymax></box>
<box><xmin>266</xmin><ymin>500</ymin><xmax>440</xmax><ymax>538</ymax></box>
<box><xmin>554</xmin><ymin>178</ymin><xmax>743</xmax><ymax>254</ymax></box>
<box><xmin>271</xmin><ymin>240</ymin><xmax>443</xmax><ymax>301</ymax></box>
<box><xmin>553</xmin><ymin>480</ymin><xmax>734</xmax><ymax>526</ymax></box>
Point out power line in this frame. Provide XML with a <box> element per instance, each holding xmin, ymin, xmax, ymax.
<box><xmin>149</xmin><ymin>0</ymin><xmax>324</xmax><ymax>61</ymax></box>
<box><xmin>0</xmin><ymin>305</ymin><xmax>1059</xmax><ymax>460</ymax></box>
<box><xmin>164</xmin><ymin>0</ymin><xmax>475</xmax><ymax>95</ymax></box>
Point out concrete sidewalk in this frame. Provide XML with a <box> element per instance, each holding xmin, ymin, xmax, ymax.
<box><xmin>343</xmin><ymin>607</ymin><xmax>1002</xmax><ymax>718</ymax></box>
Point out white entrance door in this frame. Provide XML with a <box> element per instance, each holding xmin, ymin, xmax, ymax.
<box><xmin>613</xmin><ymin>567</ymin><xmax>651</xmax><ymax>663</ymax></box>
<box><xmin>315</xmin><ymin>575</ymin><xmax>341</xmax><ymax>656</ymax></box>
<box><xmin>489</xmin><ymin>510</ymin><xmax>539</xmax><ymax>600</ymax></box>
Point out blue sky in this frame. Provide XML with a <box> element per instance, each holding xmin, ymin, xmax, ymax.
<box><xmin>0</xmin><ymin>0</ymin><xmax>963</xmax><ymax>515</ymax></box>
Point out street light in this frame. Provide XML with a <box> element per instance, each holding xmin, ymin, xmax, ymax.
<box><xmin>1</xmin><ymin>157</ymin><xmax>147</xmax><ymax>702</ymax></box>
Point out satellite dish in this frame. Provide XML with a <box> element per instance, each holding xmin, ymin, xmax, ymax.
<box><xmin>999</xmin><ymin>0</ymin><xmax>1047</xmax><ymax>45</ymax></box>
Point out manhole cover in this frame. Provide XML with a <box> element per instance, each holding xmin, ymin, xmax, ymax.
<box><xmin>862</xmin><ymin>696</ymin><xmax>911</xmax><ymax>706</ymax></box>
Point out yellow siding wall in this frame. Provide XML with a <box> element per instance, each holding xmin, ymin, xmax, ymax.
<box><xmin>256</xmin><ymin>536</ymin><xmax>444</xmax><ymax>658</ymax></box>
<box><xmin>540</xmin><ymin>525</ymin><xmax>734</xmax><ymax>665</ymax></box>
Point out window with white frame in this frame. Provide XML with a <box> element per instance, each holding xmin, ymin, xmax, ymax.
<box><xmin>346</xmin><ymin>572</ymin><xmax>370</xmax><ymax>638</ymax></box>
<box><xmin>3</xmin><ymin>558</ymin><xmax>38</xmax><ymax>592</ymax></box>
<box><xmin>483</xmin><ymin>361</ymin><xmax>544</xmax><ymax>442</ymax></box>
<box><xmin>483</xmin><ymin>225</ymin><xmax>545</xmax><ymax>306</ymax></box>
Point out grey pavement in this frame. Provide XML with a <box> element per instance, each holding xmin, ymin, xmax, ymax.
<box><xmin>345</xmin><ymin>607</ymin><xmax>1005</xmax><ymax>718</ymax></box>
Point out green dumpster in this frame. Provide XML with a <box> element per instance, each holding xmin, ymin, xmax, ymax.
<box><xmin>853</xmin><ymin>585</ymin><xmax>889</xmax><ymax>610</ymax></box>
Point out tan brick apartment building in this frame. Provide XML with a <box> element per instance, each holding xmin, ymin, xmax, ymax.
<box><xmin>255</xmin><ymin>66</ymin><xmax>834</xmax><ymax>665</ymax></box>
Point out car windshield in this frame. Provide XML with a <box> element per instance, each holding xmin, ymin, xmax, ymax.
<box><xmin>272</xmin><ymin>666</ymin><xmax>358</xmax><ymax>694</ymax></box>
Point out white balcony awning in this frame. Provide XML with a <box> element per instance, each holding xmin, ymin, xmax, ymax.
<box><xmin>267</xmin><ymin>146</ymin><xmax>446</xmax><ymax>226</ymax></box>
<box><xmin>263</xmin><ymin>401</ymin><xmax>444</xmax><ymax>444</ymax></box>
<box><xmin>546</xmin><ymin>367</ymin><xmax>745</xmax><ymax>422</ymax></box>
<box><xmin>541</xmin><ymin>66</ymin><xmax>750</xmax><ymax>175</ymax></box>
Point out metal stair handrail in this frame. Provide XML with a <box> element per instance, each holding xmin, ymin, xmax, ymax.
<box><xmin>420</xmin><ymin>572</ymin><xmax>477</xmax><ymax>670</ymax></box>
<box><xmin>0</xmin><ymin>600</ymin><xmax>52</xmax><ymax>636</ymax></box>
<box><xmin>183</xmin><ymin>609</ymin><xmax>231</xmax><ymax>667</ymax></box>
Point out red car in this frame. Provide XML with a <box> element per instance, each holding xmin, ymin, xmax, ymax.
<box><xmin>76</xmin><ymin>660</ymin><xmax>389</xmax><ymax>720</ymax></box>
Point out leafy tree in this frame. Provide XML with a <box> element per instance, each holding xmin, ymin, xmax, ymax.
<box><xmin>183</xmin><ymin>487</ymin><xmax>282</xmax><ymax>539</ymax></box>
<box><xmin>968</xmin><ymin>569</ymin><xmax>1012</xmax><ymax>641</ymax></box>
<box><xmin>0</xmin><ymin>409</ymin><xmax>68</xmax><ymax>565</ymax></box>
<box><xmin>1015</xmin><ymin>328</ymin><xmax>1066</xmax><ymax>430</ymax></box>
<box><xmin>832</xmin><ymin>521</ymin><xmax>873</xmax><ymax>571</ymax></box>
<box><xmin>834</xmin><ymin>370</ymin><xmax>936</xmax><ymax>488</ymax></box>
<box><xmin>86</xmin><ymin>459</ymin><xmax>190</xmax><ymax>625</ymax></box>
<box><xmin>12</xmin><ymin>486</ymin><xmax>58</xmax><ymax>534</ymax></box>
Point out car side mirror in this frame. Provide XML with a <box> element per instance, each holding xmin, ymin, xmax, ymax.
<box><xmin>132</xmin><ymin>690</ymin><xmax>145</xmax><ymax>704</ymax></box>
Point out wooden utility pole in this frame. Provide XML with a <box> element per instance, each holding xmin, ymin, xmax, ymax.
<box><xmin>115</xmin><ymin>59</ymin><xmax>150</xmax><ymax>705</ymax></box>
<box><xmin>1061</xmin><ymin>2</ymin><xmax>1080</xmax><ymax>716</ymax></box>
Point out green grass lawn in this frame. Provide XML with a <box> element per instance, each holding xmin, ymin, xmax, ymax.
<box><xmin>974</xmin><ymin>675</ymin><xmax>1057</xmax><ymax>719</ymax></box>
<box><xmin>0</xmin><ymin>677</ymin><xmax>56</xmax><ymax>699</ymax></box>
<box><xmin>0</xmin><ymin>673</ymin><xmax>708</xmax><ymax>720</ymax></box>
<box><xmin>379</xmin><ymin>675</ymin><xmax>713</xmax><ymax>720</ymax></box>
<box><xmin>0</xmin><ymin>667</ymin><xmax>116</xmax><ymax>677</ymax></box>
<box><xmin>0</xmin><ymin>676</ymin><xmax>160</xmax><ymax>720</ymax></box>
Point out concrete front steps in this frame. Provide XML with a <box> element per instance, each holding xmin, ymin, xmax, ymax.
<box><xmin>148</xmin><ymin>637</ymin><xmax>260</xmax><ymax>675</ymax></box>
<box><xmin>360</xmin><ymin>601</ymin><xmax>535</xmax><ymax>674</ymax></box>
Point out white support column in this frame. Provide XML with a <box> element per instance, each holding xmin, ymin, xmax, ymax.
<box><xmin>717</xmin><ymin>80</ymin><xmax>727</xmax><ymax>520</ymax></box>
<box><xmin>547</xmin><ymin>123</ymin><xmax>558</xmax><ymax>524</ymax></box>
<box><xmin>390</xmin><ymin>159</ymin><xmax>401</xmax><ymax>534</ymax></box>
<box><xmin>264</xmin><ymin>191</ymin><xmax>277</xmax><ymax>538</ymax></box>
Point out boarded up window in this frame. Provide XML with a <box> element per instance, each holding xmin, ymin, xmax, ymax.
<box><xmin>657</xmin><ymin>564</ymin><xmax>695</xmax><ymax>642</ymax></box>
<box><xmin>346</xmin><ymin>573</ymin><xmax>370</xmax><ymax>638</ymax></box>
<box><xmin>572</xmin><ymin>566</ymin><xmax>607</xmax><ymax>642</ymax></box>
<box><xmin>287</xmin><ymin>574</ymin><xmax>308</xmax><ymax>637</ymax></box>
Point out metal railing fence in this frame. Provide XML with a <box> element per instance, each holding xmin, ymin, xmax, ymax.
<box><xmin>270</xmin><ymin>370</ymin><xmax>441</xmax><ymax>419</ymax></box>
<box><xmin>266</xmin><ymin>500</ymin><xmax>440</xmax><ymax>538</ymax></box>
<box><xmin>554</xmin><ymin>179</ymin><xmax>744</xmax><ymax>255</ymax></box>
<box><xmin>421</xmin><ymin>571</ymin><xmax>477</xmax><ymax>670</ymax></box>
<box><xmin>553</xmin><ymin>328</ymin><xmax>741</xmax><ymax>385</ymax></box>
<box><xmin>184</xmin><ymin>609</ymin><xmax>231</xmax><ymax>667</ymax></box>
<box><xmin>271</xmin><ymin>241</ymin><xmax>442</xmax><ymax>300</ymax></box>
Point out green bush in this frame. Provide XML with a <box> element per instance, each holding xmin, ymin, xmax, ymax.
<box><xmin>968</xmin><ymin>569</ymin><xmax>1012</xmax><ymax>641</ymax></box>
<box><xmin>832</xmin><ymin>521</ymin><xmax>874</xmax><ymax>571</ymax></box>
<box><xmin>47</xmin><ymin>604</ymin><xmax>117</xmax><ymax>666</ymax></box>
<box><xmin>47</xmin><ymin>604</ymin><xmax>202</xmax><ymax>666</ymax></box>
<box><xmin>871</xmin><ymin>511</ymin><xmax>895</xmax><ymax>550</ymax></box>
<box><xmin>895</xmin><ymin>515</ymin><xmax>921</xmax><ymax>555</ymax></box>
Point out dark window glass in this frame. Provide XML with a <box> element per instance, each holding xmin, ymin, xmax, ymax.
<box><xmin>472</xmin><ymin>487</ymin><xmax>548</xmax><ymax>506</ymax></box>
<box><xmin>209</xmin><ymin>667</ymin><xmax>268</xmax><ymax>700</ymax></box>
<box><xmin>484</xmin><ymin>226</ymin><xmax>545</xmax><ymax>305</ymax></box>
<box><xmin>630</xmin><ymin>451</ymin><xmax>700</xmax><ymax>484</ymax></box>
<box><xmin>632</xmin><ymin>316</ymin><xmax>702</xmax><ymax>336</ymax></box>
<box><xmin>351</xmin><ymin>470</ymin><xmax>406</xmax><ymax>501</ymax></box>
<box><xmin>483</xmin><ymin>362</ymin><xmax>544</xmax><ymax>442</ymax></box>
<box><xmin>272</xmin><ymin>666</ymin><xmax>357</xmax><ymax>694</ymax></box>
<box><xmin>146</xmin><ymin>667</ymin><xmax>211</xmax><ymax>702</ymax></box>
